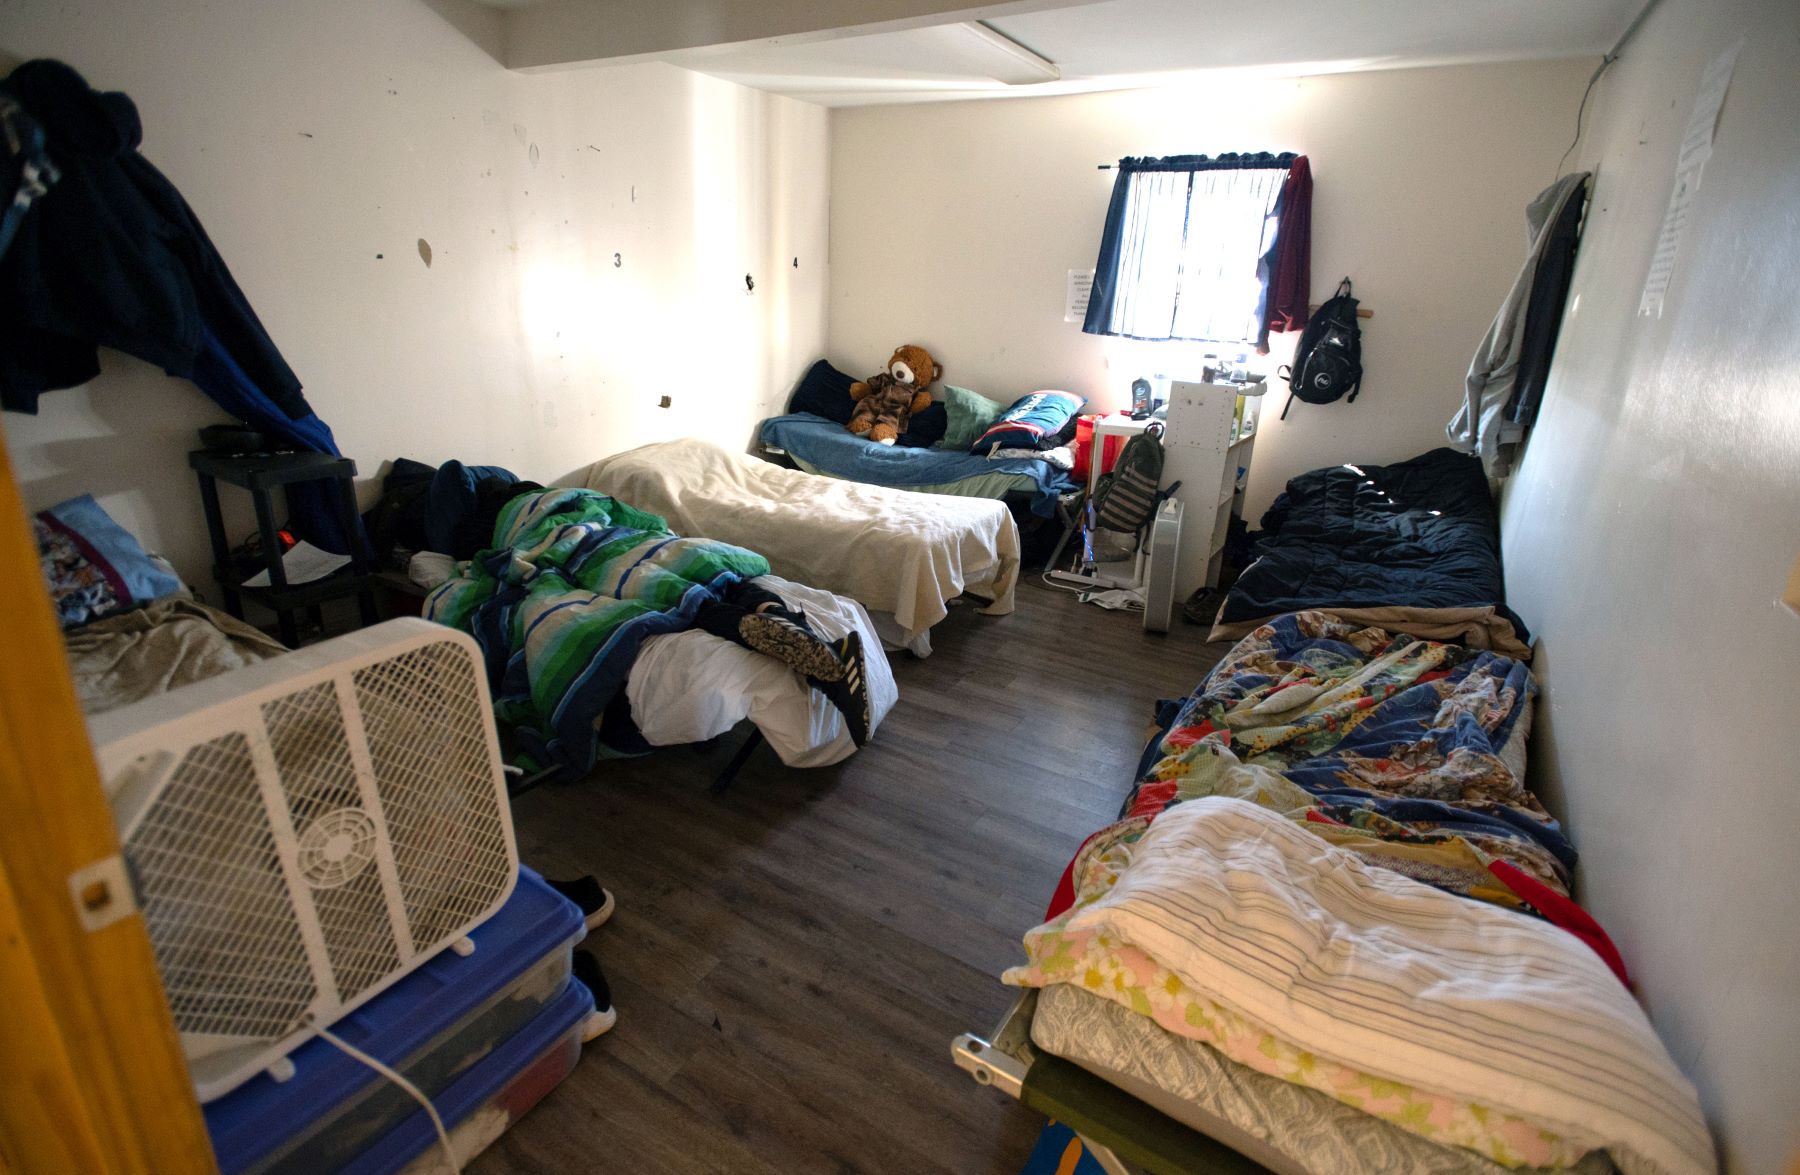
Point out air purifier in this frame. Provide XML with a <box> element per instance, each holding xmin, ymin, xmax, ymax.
<box><xmin>1142</xmin><ymin>498</ymin><xmax>1183</xmax><ymax>632</ymax></box>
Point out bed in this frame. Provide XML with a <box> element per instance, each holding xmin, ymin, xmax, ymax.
<box><xmin>58</xmin><ymin>508</ymin><xmax>889</xmax><ymax>780</ymax></box>
<box><xmin>759</xmin><ymin>411</ymin><xmax>1076</xmax><ymax>518</ymax></box>
<box><xmin>1207</xmin><ymin>448</ymin><xmax>1531</xmax><ymax>658</ymax></box>
<box><xmin>571</xmin><ymin>438</ymin><xmax>1021</xmax><ymax>656</ymax></box>
<box><xmin>33</xmin><ymin>492</ymin><xmax>294</xmax><ymax>715</ymax></box>
<box><xmin>957</xmin><ymin>612</ymin><xmax>1712</xmax><ymax>1175</ymax></box>
<box><xmin>423</xmin><ymin>486</ymin><xmax>899</xmax><ymax>783</ymax></box>
<box><xmin>66</xmin><ymin>593</ymin><xmax>289</xmax><ymax>715</ymax></box>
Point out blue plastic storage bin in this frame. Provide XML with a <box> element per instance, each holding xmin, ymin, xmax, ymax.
<box><xmin>351</xmin><ymin>976</ymin><xmax>593</xmax><ymax>1175</ymax></box>
<box><xmin>205</xmin><ymin>867</ymin><xmax>584</xmax><ymax>1174</ymax></box>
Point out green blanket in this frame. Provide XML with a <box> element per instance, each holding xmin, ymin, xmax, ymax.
<box><xmin>425</xmin><ymin>487</ymin><xmax>769</xmax><ymax>779</ymax></box>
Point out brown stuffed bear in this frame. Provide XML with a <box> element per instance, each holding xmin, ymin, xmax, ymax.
<box><xmin>848</xmin><ymin>344</ymin><xmax>941</xmax><ymax>445</ymax></box>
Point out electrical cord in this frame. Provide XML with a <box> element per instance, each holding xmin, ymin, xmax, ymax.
<box><xmin>312</xmin><ymin>1019</ymin><xmax>461</xmax><ymax>1174</ymax></box>
<box><xmin>1555</xmin><ymin>0</ymin><xmax>1667</xmax><ymax>183</ymax></box>
<box><xmin>1553</xmin><ymin>56</ymin><xmax>1610</xmax><ymax>183</ymax></box>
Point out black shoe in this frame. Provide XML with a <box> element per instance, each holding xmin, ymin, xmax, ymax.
<box><xmin>815</xmin><ymin>630</ymin><xmax>871</xmax><ymax>747</ymax></box>
<box><xmin>739</xmin><ymin>612</ymin><xmax>843</xmax><ymax>680</ymax></box>
<box><xmin>573</xmin><ymin>949</ymin><xmax>616</xmax><ymax>1040</ymax></box>
<box><xmin>546</xmin><ymin>875</ymin><xmax>614</xmax><ymax>932</ymax></box>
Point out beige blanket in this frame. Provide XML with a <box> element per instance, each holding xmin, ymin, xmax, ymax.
<box><xmin>1210</xmin><ymin>603</ymin><xmax>1532</xmax><ymax>660</ymax></box>
<box><xmin>571</xmin><ymin>439</ymin><xmax>1019</xmax><ymax>649</ymax></box>
<box><xmin>65</xmin><ymin>596</ymin><xmax>288</xmax><ymax>715</ymax></box>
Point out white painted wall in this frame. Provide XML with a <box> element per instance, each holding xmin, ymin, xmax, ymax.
<box><xmin>0</xmin><ymin>0</ymin><xmax>827</xmax><ymax>587</ymax></box>
<box><xmin>1499</xmin><ymin>1</ymin><xmax>1800</xmax><ymax>1169</ymax></box>
<box><xmin>827</xmin><ymin>60</ymin><xmax>1591</xmax><ymax>518</ymax></box>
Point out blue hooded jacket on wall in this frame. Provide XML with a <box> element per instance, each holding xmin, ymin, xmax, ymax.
<box><xmin>0</xmin><ymin>59</ymin><xmax>362</xmax><ymax>554</ymax></box>
<box><xmin>0</xmin><ymin>59</ymin><xmax>310</xmax><ymax>419</ymax></box>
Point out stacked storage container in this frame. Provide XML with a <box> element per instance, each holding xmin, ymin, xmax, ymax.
<box><xmin>204</xmin><ymin>867</ymin><xmax>593</xmax><ymax>1174</ymax></box>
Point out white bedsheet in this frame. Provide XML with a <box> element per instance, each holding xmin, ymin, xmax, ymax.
<box><xmin>625</xmin><ymin>575</ymin><xmax>896</xmax><ymax>767</ymax></box>
<box><xmin>572</xmin><ymin>438</ymin><xmax>1020</xmax><ymax>654</ymax></box>
<box><xmin>1061</xmin><ymin>797</ymin><xmax>1713</xmax><ymax>1175</ymax></box>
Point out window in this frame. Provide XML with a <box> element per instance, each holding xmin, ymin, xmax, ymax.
<box><xmin>1083</xmin><ymin>153</ymin><xmax>1305</xmax><ymax>348</ymax></box>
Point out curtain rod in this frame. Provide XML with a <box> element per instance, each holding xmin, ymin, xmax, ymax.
<box><xmin>1098</xmin><ymin>153</ymin><xmax>1297</xmax><ymax>171</ymax></box>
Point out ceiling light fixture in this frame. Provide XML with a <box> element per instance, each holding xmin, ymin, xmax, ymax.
<box><xmin>955</xmin><ymin>21</ymin><xmax>1060</xmax><ymax>85</ymax></box>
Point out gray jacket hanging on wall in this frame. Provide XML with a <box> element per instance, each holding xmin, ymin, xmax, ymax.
<box><xmin>1448</xmin><ymin>171</ymin><xmax>1591</xmax><ymax>473</ymax></box>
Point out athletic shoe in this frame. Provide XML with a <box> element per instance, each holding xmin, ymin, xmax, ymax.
<box><xmin>546</xmin><ymin>875</ymin><xmax>615</xmax><ymax>932</ymax></box>
<box><xmin>573</xmin><ymin>949</ymin><xmax>617</xmax><ymax>1040</ymax></box>
<box><xmin>738</xmin><ymin>611</ymin><xmax>845</xmax><ymax>681</ymax></box>
<box><xmin>815</xmin><ymin>630</ymin><xmax>871</xmax><ymax>747</ymax></box>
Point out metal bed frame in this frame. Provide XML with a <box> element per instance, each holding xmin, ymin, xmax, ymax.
<box><xmin>503</xmin><ymin>726</ymin><xmax>767</xmax><ymax>800</ymax></box>
<box><xmin>953</xmin><ymin>991</ymin><xmax>1272</xmax><ymax>1175</ymax></box>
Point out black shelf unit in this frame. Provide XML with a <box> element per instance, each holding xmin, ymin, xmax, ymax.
<box><xmin>189</xmin><ymin>450</ymin><xmax>377</xmax><ymax>646</ymax></box>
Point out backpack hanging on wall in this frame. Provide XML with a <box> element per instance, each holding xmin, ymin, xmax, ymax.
<box><xmin>1278</xmin><ymin>277</ymin><xmax>1362</xmax><ymax>420</ymax></box>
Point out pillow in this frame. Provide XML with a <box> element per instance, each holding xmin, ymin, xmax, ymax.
<box><xmin>971</xmin><ymin>390</ymin><xmax>1088</xmax><ymax>453</ymax></box>
<box><xmin>940</xmin><ymin>384</ymin><xmax>1006</xmax><ymax>450</ymax></box>
<box><xmin>894</xmin><ymin>401</ymin><xmax>948</xmax><ymax>448</ymax></box>
<box><xmin>34</xmin><ymin>494</ymin><xmax>181</xmax><ymax>629</ymax></box>
<box><xmin>788</xmin><ymin>358</ymin><xmax>858</xmax><ymax>425</ymax></box>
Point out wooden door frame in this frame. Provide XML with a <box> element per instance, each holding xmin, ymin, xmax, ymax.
<box><xmin>0</xmin><ymin>426</ymin><xmax>215</xmax><ymax>1173</ymax></box>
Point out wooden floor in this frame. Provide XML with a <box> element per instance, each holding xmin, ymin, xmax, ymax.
<box><xmin>476</xmin><ymin>580</ymin><xmax>1233</xmax><ymax>1175</ymax></box>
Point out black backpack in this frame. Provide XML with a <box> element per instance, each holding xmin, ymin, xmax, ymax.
<box><xmin>1278</xmin><ymin>278</ymin><xmax>1362</xmax><ymax>420</ymax></box>
<box><xmin>1092</xmin><ymin>424</ymin><xmax>1168</xmax><ymax>535</ymax></box>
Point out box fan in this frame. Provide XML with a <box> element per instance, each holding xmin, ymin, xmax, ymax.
<box><xmin>86</xmin><ymin>618</ymin><xmax>518</xmax><ymax>1102</ymax></box>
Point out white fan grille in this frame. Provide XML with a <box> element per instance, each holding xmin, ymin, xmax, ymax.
<box><xmin>262</xmin><ymin>683</ymin><xmax>400</xmax><ymax>1004</ymax></box>
<box><xmin>352</xmin><ymin>642</ymin><xmax>511</xmax><ymax>951</ymax></box>
<box><xmin>125</xmin><ymin>732</ymin><xmax>317</xmax><ymax>1041</ymax></box>
<box><xmin>96</xmin><ymin>620</ymin><xmax>517</xmax><ymax>1100</ymax></box>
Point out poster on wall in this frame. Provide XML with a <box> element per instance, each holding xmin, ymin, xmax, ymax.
<box><xmin>1064</xmin><ymin>269</ymin><xmax>1094</xmax><ymax>323</ymax></box>
<box><xmin>1639</xmin><ymin>39</ymin><xmax>1743</xmax><ymax>317</ymax></box>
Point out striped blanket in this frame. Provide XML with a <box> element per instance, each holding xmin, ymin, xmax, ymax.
<box><xmin>1011</xmin><ymin>798</ymin><xmax>1712</xmax><ymax>1175</ymax></box>
<box><xmin>425</xmin><ymin>488</ymin><xmax>769</xmax><ymax>779</ymax></box>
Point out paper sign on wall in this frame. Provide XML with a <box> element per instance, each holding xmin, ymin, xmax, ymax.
<box><xmin>1065</xmin><ymin>269</ymin><xmax>1094</xmax><ymax>324</ymax></box>
<box><xmin>1639</xmin><ymin>39</ymin><xmax>1743</xmax><ymax>317</ymax></box>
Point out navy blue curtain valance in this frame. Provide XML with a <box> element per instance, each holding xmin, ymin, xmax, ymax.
<box><xmin>1111</xmin><ymin>152</ymin><xmax>1297</xmax><ymax>175</ymax></box>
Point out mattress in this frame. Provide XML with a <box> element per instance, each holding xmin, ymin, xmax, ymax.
<box><xmin>1030</xmin><ymin>983</ymin><xmax>1618</xmax><ymax>1175</ymax></box>
<box><xmin>573</xmin><ymin>438</ymin><xmax>1020</xmax><ymax>654</ymax></box>
<box><xmin>759</xmin><ymin>412</ymin><xmax>1075</xmax><ymax>517</ymax></box>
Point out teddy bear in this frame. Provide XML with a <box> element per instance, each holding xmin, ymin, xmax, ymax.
<box><xmin>848</xmin><ymin>344</ymin><xmax>941</xmax><ymax>445</ymax></box>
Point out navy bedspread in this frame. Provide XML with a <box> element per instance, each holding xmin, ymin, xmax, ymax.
<box><xmin>1221</xmin><ymin>448</ymin><xmax>1527</xmax><ymax>639</ymax></box>
<box><xmin>759</xmin><ymin>412</ymin><xmax>1074</xmax><ymax>517</ymax></box>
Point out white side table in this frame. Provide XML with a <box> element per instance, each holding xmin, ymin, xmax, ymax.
<box><xmin>1041</xmin><ymin>413</ymin><xmax>1159</xmax><ymax>593</ymax></box>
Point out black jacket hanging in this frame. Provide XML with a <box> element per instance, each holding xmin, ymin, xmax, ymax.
<box><xmin>0</xmin><ymin>59</ymin><xmax>310</xmax><ymax>419</ymax></box>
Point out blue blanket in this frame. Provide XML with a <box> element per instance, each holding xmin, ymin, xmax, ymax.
<box><xmin>759</xmin><ymin>412</ymin><xmax>1074</xmax><ymax>517</ymax></box>
<box><xmin>1223</xmin><ymin>448</ymin><xmax>1529</xmax><ymax>644</ymax></box>
<box><xmin>1127</xmin><ymin>611</ymin><xmax>1570</xmax><ymax>907</ymax></box>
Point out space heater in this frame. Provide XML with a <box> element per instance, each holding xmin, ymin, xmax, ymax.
<box><xmin>86</xmin><ymin>618</ymin><xmax>517</xmax><ymax>1102</ymax></box>
<box><xmin>1141</xmin><ymin>498</ymin><xmax>1183</xmax><ymax>633</ymax></box>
